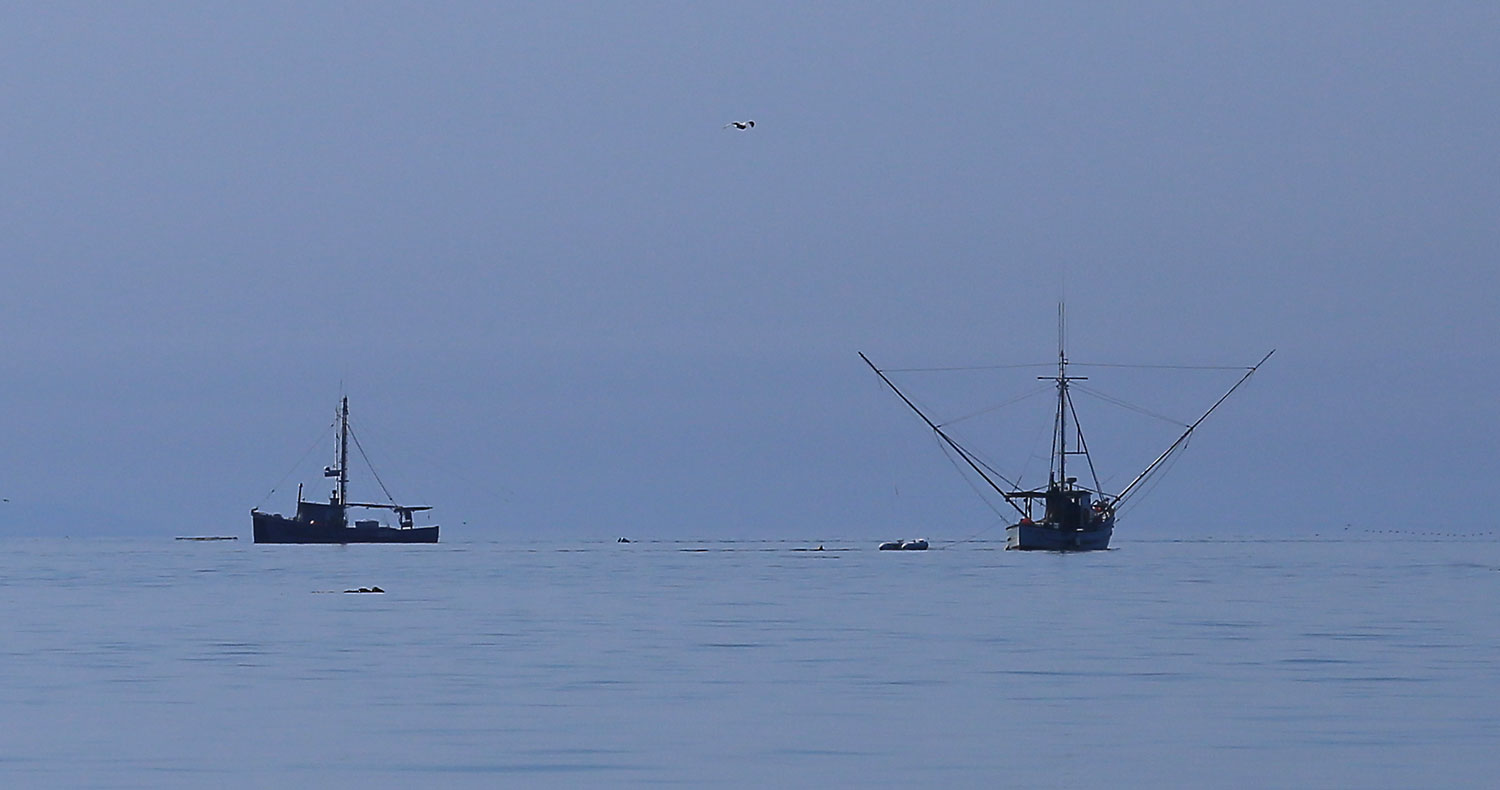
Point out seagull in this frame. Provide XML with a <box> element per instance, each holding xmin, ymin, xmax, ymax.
<box><xmin>722</xmin><ymin>120</ymin><xmax>755</xmax><ymax>130</ymax></box>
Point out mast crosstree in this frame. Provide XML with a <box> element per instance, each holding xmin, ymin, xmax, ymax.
<box><xmin>1042</xmin><ymin>303</ymin><xmax>1097</xmax><ymax>495</ymax></box>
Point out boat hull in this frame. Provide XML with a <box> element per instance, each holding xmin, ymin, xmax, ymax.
<box><xmin>252</xmin><ymin>511</ymin><xmax>439</xmax><ymax>544</ymax></box>
<box><xmin>1005</xmin><ymin>522</ymin><xmax>1112</xmax><ymax>551</ymax></box>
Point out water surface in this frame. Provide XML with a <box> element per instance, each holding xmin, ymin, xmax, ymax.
<box><xmin>2</xmin><ymin>536</ymin><xmax>1495</xmax><ymax>788</ymax></box>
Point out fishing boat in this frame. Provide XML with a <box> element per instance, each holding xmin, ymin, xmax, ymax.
<box><xmin>251</xmin><ymin>397</ymin><xmax>439</xmax><ymax>544</ymax></box>
<box><xmin>862</xmin><ymin>306</ymin><xmax>1271</xmax><ymax>551</ymax></box>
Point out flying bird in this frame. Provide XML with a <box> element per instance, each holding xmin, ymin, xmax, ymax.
<box><xmin>722</xmin><ymin>120</ymin><xmax>755</xmax><ymax>130</ymax></box>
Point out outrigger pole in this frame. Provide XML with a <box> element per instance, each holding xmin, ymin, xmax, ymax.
<box><xmin>1113</xmin><ymin>349</ymin><xmax>1275</xmax><ymax>508</ymax></box>
<box><xmin>860</xmin><ymin>353</ymin><xmax>1027</xmax><ymax>517</ymax></box>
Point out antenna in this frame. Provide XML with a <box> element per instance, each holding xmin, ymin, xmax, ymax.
<box><xmin>1057</xmin><ymin>302</ymin><xmax>1066</xmax><ymax>362</ymax></box>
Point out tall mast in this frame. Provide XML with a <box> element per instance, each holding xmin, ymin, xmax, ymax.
<box><xmin>1042</xmin><ymin>302</ymin><xmax>1088</xmax><ymax>489</ymax></box>
<box><xmin>337</xmin><ymin>396</ymin><xmax>349</xmax><ymax>507</ymax></box>
<box><xmin>1056</xmin><ymin>303</ymin><xmax>1067</xmax><ymax>484</ymax></box>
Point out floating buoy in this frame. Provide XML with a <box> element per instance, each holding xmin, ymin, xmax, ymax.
<box><xmin>880</xmin><ymin>539</ymin><xmax>928</xmax><ymax>550</ymax></box>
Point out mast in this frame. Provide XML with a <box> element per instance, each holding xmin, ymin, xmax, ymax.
<box><xmin>1042</xmin><ymin>303</ymin><xmax>1086</xmax><ymax>489</ymax></box>
<box><xmin>1056</xmin><ymin>304</ymin><xmax>1066</xmax><ymax>484</ymax></box>
<box><xmin>337</xmin><ymin>396</ymin><xmax>349</xmax><ymax>507</ymax></box>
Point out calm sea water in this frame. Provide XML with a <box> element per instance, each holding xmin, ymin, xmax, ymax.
<box><xmin>2</xmin><ymin>535</ymin><xmax>1496</xmax><ymax>788</ymax></box>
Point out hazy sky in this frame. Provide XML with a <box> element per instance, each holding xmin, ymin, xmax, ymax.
<box><xmin>2</xmin><ymin>2</ymin><xmax>1496</xmax><ymax>538</ymax></box>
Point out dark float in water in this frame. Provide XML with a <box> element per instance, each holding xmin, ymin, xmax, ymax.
<box><xmin>251</xmin><ymin>397</ymin><xmax>438</xmax><ymax>544</ymax></box>
<box><xmin>863</xmin><ymin>305</ymin><xmax>1271</xmax><ymax>552</ymax></box>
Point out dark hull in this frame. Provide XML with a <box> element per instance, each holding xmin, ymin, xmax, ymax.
<box><xmin>1005</xmin><ymin>521</ymin><xmax>1112</xmax><ymax>551</ymax></box>
<box><xmin>252</xmin><ymin>511</ymin><xmax>438</xmax><ymax>544</ymax></box>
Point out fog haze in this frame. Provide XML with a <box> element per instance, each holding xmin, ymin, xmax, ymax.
<box><xmin>3</xmin><ymin>3</ymin><xmax>1496</xmax><ymax>538</ymax></box>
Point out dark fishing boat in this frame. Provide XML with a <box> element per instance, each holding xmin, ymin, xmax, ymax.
<box><xmin>251</xmin><ymin>397</ymin><xmax>438</xmax><ymax>544</ymax></box>
<box><xmin>862</xmin><ymin>306</ymin><xmax>1271</xmax><ymax>551</ymax></box>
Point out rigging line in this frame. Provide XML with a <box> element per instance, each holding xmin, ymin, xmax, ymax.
<box><xmin>388</xmin><ymin>438</ymin><xmax>515</xmax><ymax>505</ymax></box>
<box><xmin>931</xmin><ymin>420</ymin><xmax>1026</xmax><ymax>493</ymax></box>
<box><xmin>256</xmin><ymin>417</ymin><xmax>337</xmax><ymax>509</ymax></box>
<box><xmin>861</xmin><ymin>352</ymin><xmax>1026</xmax><ymax>516</ymax></box>
<box><xmin>1116</xmin><ymin>434</ymin><xmax>1191</xmax><ymax>516</ymax></box>
<box><xmin>1114</xmin><ymin>349</ymin><xmax>1274</xmax><ymax>508</ymax></box>
<box><xmin>1127</xmin><ymin>443</ymin><xmax>1186</xmax><ymax>513</ymax></box>
<box><xmin>1070</xmin><ymin>362</ymin><xmax>1255</xmax><ymax>371</ymax></box>
<box><xmin>925</xmin><ymin>417</ymin><xmax>1026</xmax><ymax>493</ymax></box>
<box><xmin>937</xmin><ymin>383</ymin><xmax>1054</xmax><ymax>428</ymax></box>
<box><xmin>880</xmin><ymin>363</ymin><xmax>1054</xmax><ymax>372</ymax></box>
<box><xmin>1072</xmin><ymin>384</ymin><xmax>1189</xmax><ymax>427</ymax></box>
<box><xmin>1013</xmin><ymin>410</ymin><xmax>1056</xmax><ymax>490</ymax></box>
<box><xmin>346</xmin><ymin>411</ymin><xmax>514</xmax><ymax>505</ymax></box>
<box><xmin>938</xmin><ymin>513</ymin><xmax>1009</xmax><ymax>550</ymax></box>
<box><xmin>346</xmin><ymin>420</ymin><xmax>398</xmax><ymax>504</ymax></box>
<box><xmin>927</xmin><ymin>435</ymin><xmax>1012</xmax><ymax>551</ymax></box>
<box><xmin>1065</xmin><ymin>388</ymin><xmax>1104</xmax><ymax>494</ymax></box>
<box><xmin>962</xmin><ymin>443</ymin><xmax>1024</xmax><ymax>492</ymax></box>
<box><xmin>932</xmin><ymin>431</ymin><xmax>1010</xmax><ymax>522</ymax></box>
<box><xmin>956</xmin><ymin>438</ymin><xmax>1024</xmax><ymax>491</ymax></box>
<box><xmin>927</xmin><ymin>409</ymin><xmax>1026</xmax><ymax>491</ymax></box>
